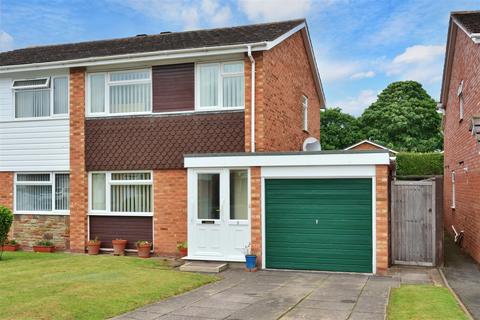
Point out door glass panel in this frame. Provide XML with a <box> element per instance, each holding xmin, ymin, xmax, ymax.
<box><xmin>197</xmin><ymin>173</ymin><xmax>220</xmax><ymax>219</ymax></box>
<box><xmin>230</xmin><ymin>170</ymin><xmax>248</xmax><ymax>220</ymax></box>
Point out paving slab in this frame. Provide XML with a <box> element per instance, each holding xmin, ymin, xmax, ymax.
<box><xmin>113</xmin><ymin>269</ymin><xmax>399</xmax><ymax>320</ymax></box>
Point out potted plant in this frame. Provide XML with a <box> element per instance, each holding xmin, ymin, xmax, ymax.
<box><xmin>242</xmin><ymin>243</ymin><xmax>257</xmax><ymax>272</ymax></box>
<box><xmin>136</xmin><ymin>240</ymin><xmax>151</xmax><ymax>258</ymax></box>
<box><xmin>2</xmin><ymin>239</ymin><xmax>20</xmax><ymax>252</ymax></box>
<box><xmin>176</xmin><ymin>241</ymin><xmax>188</xmax><ymax>257</ymax></box>
<box><xmin>87</xmin><ymin>237</ymin><xmax>101</xmax><ymax>255</ymax></box>
<box><xmin>112</xmin><ymin>239</ymin><xmax>127</xmax><ymax>256</ymax></box>
<box><xmin>33</xmin><ymin>240</ymin><xmax>55</xmax><ymax>253</ymax></box>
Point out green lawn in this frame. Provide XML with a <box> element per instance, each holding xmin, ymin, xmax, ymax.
<box><xmin>388</xmin><ymin>285</ymin><xmax>468</xmax><ymax>320</ymax></box>
<box><xmin>0</xmin><ymin>252</ymin><xmax>216</xmax><ymax>320</ymax></box>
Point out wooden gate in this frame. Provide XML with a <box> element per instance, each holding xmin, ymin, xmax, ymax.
<box><xmin>391</xmin><ymin>180</ymin><xmax>436</xmax><ymax>266</ymax></box>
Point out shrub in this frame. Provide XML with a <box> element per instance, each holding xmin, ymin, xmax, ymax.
<box><xmin>396</xmin><ymin>152</ymin><xmax>444</xmax><ymax>177</ymax></box>
<box><xmin>36</xmin><ymin>240</ymin><xmax>54</xmax><ymax>247</ymax></box>
<box><xmin>0</xmin><ymin>206</ymin><xmax>13</xmax><ymax>260</ymax></box>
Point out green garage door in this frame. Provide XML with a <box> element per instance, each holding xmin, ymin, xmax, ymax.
<box><xmin>265</xmin><ymin>179</ymin><xmax>373</xmax><ymax>273</ymax></box>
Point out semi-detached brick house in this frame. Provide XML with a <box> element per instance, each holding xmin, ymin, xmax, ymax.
<box><xmin>440</xmin><ymin>11</ymin><xmax>480</xmax><ymax>264</ymax></box>
<box><xmin>0</xmin><ymin>19</ymin><xmax>391</xmax><ymax>274</ymax></box>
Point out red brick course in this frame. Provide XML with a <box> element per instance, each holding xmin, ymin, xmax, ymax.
<box><xmin>250</xmin><ymin>167</ymin><xmax>262</xmax><ymax>266</ymax></box>
<box><xmin>0</xmin><ymin>172</ymin><xmax>13</xmax><ymax>209</ymax></box>
<box><xmin>153</xmin><ymin>169</ymin><xmax>187</xmax><ymax>255</ymax></box>
<box><xmin>69</xmin><ymin>67</ymin><xmax>88</xmax><ymax>253</ymax></box>
<box><xmin>444</xmin><ymin>25</ymin><xmax>480</xmax><ymax>263</ymax></box>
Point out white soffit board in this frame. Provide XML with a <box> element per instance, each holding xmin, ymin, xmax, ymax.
<box><xmin>184</xmin><ymin>152</ymin><xmax>390</xmax><ymax>168</ymax></box>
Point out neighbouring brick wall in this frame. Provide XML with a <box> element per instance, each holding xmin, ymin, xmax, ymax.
<box><xmin>153</xmin><ymin>169</ymin><xmax>187</xmax><ymax>255</ymax></box>
<box><xmin>351</xmin><ymin>143</ymin><xmax>382</xmax><ymax>151</ymax></box>
<box><xmin>376</xmin><ymin>165</ymin><xmax>389</xmax><ymax>274</ymax></box>
<box><xmin>13</xmin><ymin>215</ymin><xmax>69</xmax><ymax>250</ymax></box>
<box><xmin>0</xmin><ymin>172</ymin><xmax>13</xmax><ymax>238</ymax></box>
<box><xmin>444</xmin><ymin>26</ymin><xmax>480</xmax><ymax>264</ymax></box>
<box><xmin>69</xmin><ymin>67</ymin><xmax>88</xmax><ymax>253</ymax></box>
<box><xmin>250</xmin><ymin>167</ymin><xmax>262</xmax><ymax>267</ymax></box>
<box><xmin>260</xmin><ymin>31</ymin><xmax>321</xmax><ymax>152</ymax></box>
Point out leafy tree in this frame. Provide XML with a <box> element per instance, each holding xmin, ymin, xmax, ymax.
<box><xmin>359</xmin><ymin>81</ymin><xmax>442</xmax><ymax>152</ymax></box>
<box><xmin>0</xmin><ymin>205</ymin><xmax>13</xmax><ymax>260</ymax></box>
<box><xmin>320</xmin><ymin>107</ymin><xmax>361</xmax><ymax>150</ymax></box>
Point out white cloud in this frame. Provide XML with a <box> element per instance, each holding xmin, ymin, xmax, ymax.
<box><xmin>238</xmin><ymin>0</ymin><xmax>312</xmax><ymax>22</ymax></box>
<box><xmin>350</xmin><ymin>70</ymin><xmax>375</xmax><ymax>80</ymax></box>
<box><xmin>386</xmin><ymin>44</ymin><xmax>445</xmax><ymax>83</ymax></box>
<box><xmin>120</xmin><ymin>0</ymin><xmax>232</xmax><ymax>30</ymax></box>
<box><xmin>0</xmin><ymin>31</ymin><xmax>13</xmax><ymax>52</ymax></box>
<box><xmin>332</xmin><ymin>90</ymin><xmax>378</xmax><ymax>116</ymax></box>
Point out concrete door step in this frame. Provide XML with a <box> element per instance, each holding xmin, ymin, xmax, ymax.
<box><xmin>179</xmin><ymin>261</ymin><xmax>229</xmax><ymax>273</ymax></box>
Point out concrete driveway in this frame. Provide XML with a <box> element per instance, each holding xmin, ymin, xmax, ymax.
<box><xmin>113</xmin><ymin>269</ymin><xmax>399</xmax><ymax>320</ymax></box>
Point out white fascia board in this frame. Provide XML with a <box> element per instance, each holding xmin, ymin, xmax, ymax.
<box><xmin>0</xmin><ymin>42</ymin><xmax>268</xmax><ymax>74</ymax></box>
<box><xmin>345</xmin><ymin>140</ymin><xmax>398</xmax><ymax>154</ymax></box>
<box><xmin>265</xmin><ymin>23</ymin><xmax>306</xmax><ymax>49</ymax></box>
<box><xmin>184</xmin><ymin>152</ymin><xmax>390</xmax><ymax>168</ymax></box>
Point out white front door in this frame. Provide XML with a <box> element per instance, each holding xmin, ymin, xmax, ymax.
<box><xmin>188</xmin><ymin>168</ymin><xmax>250</xmax><ymax>262</ymax></box>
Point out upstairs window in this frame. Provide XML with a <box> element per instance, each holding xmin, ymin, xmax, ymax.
<box><xmin>457</xmin><ymin>80</ymin><xmax>464</xmax><ymax>121</ymax></box>
<box><xmin>197</xmin><ymin>61</ymin><xmax>244</xmax><ymax>109</ymax></box>
<box><xmin>13</xmin><ymin>76</ymin><xmax>68</xmax><ymax>119</ymax></box>
<box><xmin>87</xmin><ymin>69</ymin><xmax>152</xmax><ymax>116</ymax></box>
<box><xmin>302</xmin><ymin>95</ymin><xmax>309</xmax><ymax>132</ymax></box>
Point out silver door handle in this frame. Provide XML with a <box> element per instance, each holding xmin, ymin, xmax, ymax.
<box><xmin>315</xmin><ymin>219</ymin><xmax>319</xmax><ymax>224</ymax></box>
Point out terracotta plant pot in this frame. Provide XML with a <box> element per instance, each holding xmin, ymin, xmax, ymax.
<box><xmin>33</xmin><ymin>245</ymin><xmax>55</xmax><ymax>253</ymax></box>
<box><xmin>178</xmin><ymin>247</ymin><xmax>188</xmax><ymax>257</ymax></box>
<box><xmin>2</xmin><ymin>244</ymin><xmax>20</xmax><ymax>252</ymax></box>
<box><xmin>87</xmin><ymin>242</ymin><xmax>101</xmax><ymax>255</ymax></box>
<box><xmin>137</xmin><ymin>244</ymin><xmax>151</xmax><ymax>258</ymax></box>
<box><xmin>112</xmin><ymin>239</ymin><xmax>127</xmax><ymax>256</ymax></box>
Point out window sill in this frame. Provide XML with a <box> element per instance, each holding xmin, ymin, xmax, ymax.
<box><xmin>14</xmin><ymin>211</ymin><xmax>69</xmax><ymax>216</ymax></box>
<box><xmin>7</xmin><ymin>116</ymin><xmax>69</xmax><ymax>123</ymax></box>
<box><xmin>88</xmin><ymin>212</ymin><xmax>153</xmax><ymax>217</ymax></box>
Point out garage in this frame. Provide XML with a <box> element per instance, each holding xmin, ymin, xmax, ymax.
<box><xmin>265</xmin><ymin>178</ymin><xmax>373</xmax><ymax>273</ymax></box>
<box><xmin>184</xmin><ymin>150</ymin><xmax>390</xmax><ymax>274</ymax></box>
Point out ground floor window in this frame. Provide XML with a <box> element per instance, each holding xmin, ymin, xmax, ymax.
<box><xmin>89</xmin><ymin>171</ymin><xmax>153</xmax><ymax>216</ymax></box>
<box><xmin>15</xmin><ymin>172</ymin><xmax>70</xmax><ymax>213</ymax></box>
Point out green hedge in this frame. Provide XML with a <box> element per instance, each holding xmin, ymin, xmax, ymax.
<box><xmin>396</xmin><ymin>152</ymin><xmax>444</xmax><ymax>176</ymax></box>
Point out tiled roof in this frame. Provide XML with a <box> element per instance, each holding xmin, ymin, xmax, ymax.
<box><xmin>453</xmin><ymin>11</ymin><xmax>480</xmax><ymax>34</ymax></box>
<box><xmin>85</xmin><ymin>112</ymin><xmax>245</xmax><ymax>170</ymax></box>
<box><xmin>0</xmin><ymin>19</ymin><xmax>304</xmax><ymax>67</ymax></box>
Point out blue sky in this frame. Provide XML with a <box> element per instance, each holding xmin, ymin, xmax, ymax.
<box><xmin>0</xmin><ymin>0</ymin><xmax>478</xmax><ymax>115</ymax></box>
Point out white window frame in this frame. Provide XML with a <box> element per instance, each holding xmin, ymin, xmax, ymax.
<box><xmin>302</xmin><ymin>95</ymin><xmax>309</xmax><ymax>132</ymax></box>
<box><xmin>13</xmin><ymin>172</ymin><xmax>70</xmax><ymax>215</ymax></box>
<box><xmin>458</xmin><ymin>80</ymin><xmax>464</xmax><ymax>121</ymax></box>
<box><xmin>88</xmin><ymin>171</ymin><xmax>154</xmax><ymax>217</ymax></box>
<box><xmin>86</xmin><ymin>69</ymin><xmax>152</xmax><ymax>117</ymax></box>
<box><xmin>12</xmin><ymin>75</ymin><xmax>69</xmax><ymax>120</ymax></box>
<box><xmin>451</xmin><ymin>171</ymin><xmax>456</xmax><ymax>209</ymax></box>
<box><xmin>195</xmin><ymin>61</ymin><xmax>245</xmax><ymax>111</ymax></box>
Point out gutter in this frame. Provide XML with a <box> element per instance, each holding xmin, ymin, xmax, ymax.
<box><xmin>247</xmin><ymin>45</ymin><xmax>256</xmax><ymax>152</ymax></box>
<box><xmin>0</xmin><ymin>42</ymin><xmax>269</xmax><ymax>74</ymax></box>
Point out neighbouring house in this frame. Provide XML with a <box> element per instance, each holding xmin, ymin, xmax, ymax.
<box><xmin>345</xmin><ymin>140</ymin><xmax>398</xmax><ymax>159</ymax></box>
<box><xmin>440</xmin><ymin>11</ymin><xmax>480</xmax><ymax>264</ymax></box>
<box><xmin>0</xmin><ymin>19</ymin><xmax>391</xmax><ymax>274</ymax></box>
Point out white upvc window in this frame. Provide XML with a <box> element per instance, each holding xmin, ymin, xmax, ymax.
<box><xmin>196</xmin><ymin>61</ymin><xmax>244</xmax><ymax>110</ymax></box>
<box><xmin>458</xmin><ymin>80</ymin><xmax>464</xmax><ymax>121</ymax></box>
<box><xmin>87</xmin><ymin>69</ymin><xmax>152</xmax><ymax>116</ymax></box>
<box><xmin>89</xmin><ymin>171</ymin><xmax>153</xmax><ymax>216</ymax></box>
<box><xmin>302</xmin><ymin>95</ymin><xmax>309</xmax><ymax>132</ymax></box>
<box><xmin>451</xmin><ymin>171</ymin><xmax>456</xmax><ymax>209</ymax></box>
<box><xmin>12</xmin><ymin>76</ymin><xmax>69</xmax><ymax>119</ymax></box>
<box><xmin>14</xmin><ymin>172</ymin><xmax>70</xmax><ymax>214</ymax></box>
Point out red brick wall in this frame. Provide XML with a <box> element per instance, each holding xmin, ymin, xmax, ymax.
<box><xmin>444</xmin><ymin>26</ymin><xmax>480</xmax><ymax>263</ymax></box>
<box><xmin>351</xmin><ymin>142</ymin><xmax>382</xmax><ymax>151</ymax></box>
<box><xmin>69</xmin><ymin>67</ymin><xmax>88</xmax><ymax>253</ymax></box>
<box><xmin>261</xmin><ymin>31</ymin><xmax>321</xmax><ymax>151</ymax></box>
<box><xmin>0</xmin><ymin>172</ymin><xmax>13</xmax><ymax>209</ymax></box>
<box><xmin>244</xmin><ymin>31</ymin><xmax>321</xmax><ymax>152</ymax></box>
<box><xmin>250</xmin><ymin>167</ymin><xmax>262</xmax><ymax>266</ymax></box>
<box><xmin>376</xmin><ymin>165</ymin><xmax>389</xmax><ymax>274</ymax></box>
<box><xmin>153</xmin><ymin>169</ymin><xmax>187</xmax><ymax>255</ymax></box>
